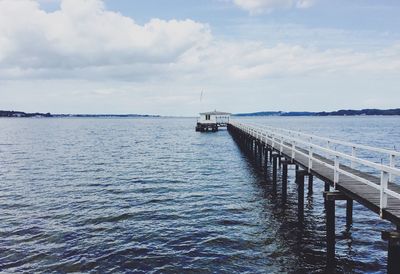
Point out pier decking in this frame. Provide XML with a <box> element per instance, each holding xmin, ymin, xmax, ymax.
<box><xmin>228</xmin><ymin>121</ymin><xmax>400</xmax><ymax>272</ymax></box>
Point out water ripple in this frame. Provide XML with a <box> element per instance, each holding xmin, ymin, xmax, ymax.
<box><xmin>0</xmin><ymin>117</ymin><xmax>398</xmax><ymax>273</ymax></box>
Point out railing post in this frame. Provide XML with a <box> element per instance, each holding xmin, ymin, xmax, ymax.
<box><xmin>351</xmin><ymin>146</ymin><xmax>356</xmax><ymax>169</ymax></box>
<box><xmin>334</xmin><ymin>156</ymin><xmax>339</xmax><ymax>189</ymax></box>
<box><xmin>380</xmin><ymin>171</ymin><xmax>389</xmax><ymax>217</ymax></box>
<box><xmin>308</xmin><ymin>146</ymin><xmax>313</xmax><ymax>173</ymax></box>
<box><xmin>390</xmin><ymin>154</ymin><xmax>395</xmax><ymax>182</ymax></box>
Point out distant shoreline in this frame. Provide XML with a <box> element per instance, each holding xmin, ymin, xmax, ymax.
<box><xmin>234</xmin><ymin>108</ymin><xmax>400</xmax><ymax>117</ymax></box>
<box><xmin>1</xmin><ymin>108</ymin><xmax>400</xmax><ymax>118</ymax></box>
<box><xmin>0</xmin><ymin>110</ymin><xmax>160</xmax><ymax>118</ymax></box>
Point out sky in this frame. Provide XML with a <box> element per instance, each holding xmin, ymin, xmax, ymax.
<box><xmin>0</xmin><ymin>0</ymin><xmax>399</xmax><ymax>115</ymax></box>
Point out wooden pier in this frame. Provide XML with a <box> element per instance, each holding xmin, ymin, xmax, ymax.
<box><xmin>227</xmin><ymin>121</ymin><xmax>400</xmax><ymax>273</ymax></box>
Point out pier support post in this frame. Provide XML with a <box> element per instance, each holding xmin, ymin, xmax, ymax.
<box><xmin>325</xmin><ymin>182</ymin><xmax>330</xmax><ymax>192</ymax></box>
<box><xmin>326</xmin><ymin>195</ymin><xmax>335</xmax><ymax>266</ymax></box>
<box><xmin>382</xmin><ymin>231</ymin><xmax>400</xmax><ymax>274</ymax></box>
<box><xmin>324</xmin><ymin>191</ymin><xmax>348</xmax><ymax>266</ymax></box>
<box><xmin>323</xmin><ymin>182</ymin><xmax>330</xmax><ymax>208</ymax></box>
<box><xmin>296</xmin><ymin>170</ymin><xmax>307</xmax><ymax>223</ymax></box>
<box><xmin>324</xmin><ymin>192</ymin><xmax>335</xmax><ymax>266</ymax></box>
<box><xmin>282</xmin><ymin>161</ymin><xmax>288</xmax><ymax>203</ymax></box>
<box><xmin>255</xmin><ymin>140</ymin><xmax>258</xmax><ymax>160</ymax></box>
<box><xmin>261</xmin><ymin>144</ymin><xmax>267</xmax><ymax>165</ymax></box>
<box><xmin>272</xmin><ymin>154</ymin><xmax>278</xmax><ymax>193</ymax></box>
<box><xmin>346</xmin><ymin>199</ymin><xmax>353</xmax><ymax>228</ymax></box>
<box><xmin>308</xmin><ymin>174</ymin><xmax>313</xmax><ymax>195</ymax></box>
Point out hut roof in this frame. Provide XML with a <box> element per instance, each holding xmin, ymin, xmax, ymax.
<box><xmin>199</xmin><ymin>111</ymin><xmax>231</xmax><ymax>115</ymax></box>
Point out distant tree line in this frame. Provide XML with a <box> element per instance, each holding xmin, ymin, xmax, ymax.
<box><xmin>234</xmin><ymin>109</ymin><xmax>400</xmax><ymax>117</ymax></box>
<box><xmin>0</xmin><ymin>110</ymin><xmax>52</xmax><ymax>117</ymax></box>
<box><xmin>316</xmin><ymin>109</ymin><xmax>400</xmax><ymax>116</ymax></box>
<box><xmin>0</xmin><ymin>110</ymin><xmax>159</xmax><ymax>118</ymax></box>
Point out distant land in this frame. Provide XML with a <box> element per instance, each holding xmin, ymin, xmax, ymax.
<box><xmin>0</xmin><ymin>110</ymin><xmax>53</xmax><ymax>118</ymax></box>
<box><xmin>0</xmin><ymin>110</ymin><xmax>159</xmax><ymax>118</ymax></box>
<box><xmin>234</xmin><ymin>108</ymin><xmax>400</xmax><ymax>117</ymax></box>
<box><xmin>1</xmin><ymin>108</ymin><xmax>400</xmax><ymax>118</ymax></box>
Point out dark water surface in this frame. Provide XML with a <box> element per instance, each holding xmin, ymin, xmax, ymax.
<box><xmin>0</xmin><ymin>117</ymin><xmax>399</xmax><ymax>273</ymax></box>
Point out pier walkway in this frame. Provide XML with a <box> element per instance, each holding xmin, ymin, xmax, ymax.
<box><xmin>228</xmin><ymin>121</ymin><xmax>400</xmax><ymax>273</ymax></box>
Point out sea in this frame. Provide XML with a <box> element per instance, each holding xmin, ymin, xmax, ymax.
<box><xmin>0</xmin><ymin>116</ymin><xmax>399</xmax><ymax>273</ymax></box>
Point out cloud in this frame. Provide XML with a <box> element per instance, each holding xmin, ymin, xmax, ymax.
<box><xmin>231</xmin><ymin>0</ymin><xmax>316</xmax><ymax>14</ymax></box>
<box><xmin>0</xmin><ymin>0</ymin><xmax>399</xmax><ymax>84</ymax></box>
<box><xmin>0</xmin><ymin>0</ymin><xmax>211</xmax><ymax>77</ymax></box>
<box><xmin>174</xmin><ymin>40</ymin><xmax>400</xmax><ymax>81</ymax></box>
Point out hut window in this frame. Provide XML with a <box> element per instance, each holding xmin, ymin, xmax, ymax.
<box><xmin>206</xmin><ymin>115</ymin><xmax>210</xmax><ymax>120</ymax></box>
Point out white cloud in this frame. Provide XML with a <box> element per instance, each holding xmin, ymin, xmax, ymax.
<box><xmin>0</xmin><ymin>0</ymin><xmax>399</xmax><ymax>115</ymax></box>
<box><xmin>0</xmin><ymin>0</ymin><xmax>399</xmax><ymax>84</ymax></box>
<box><xmin>231</xmin><ymin>0</ymin><xmax>316</xmax><ymax>14</ymax></box>
<box><xmin>0</xmin><ymin>0</ymin><xmax>211</xmax><ymax>76</ymax></box>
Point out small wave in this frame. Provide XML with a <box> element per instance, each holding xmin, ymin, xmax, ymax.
<box><xmin>82</xmin><ymin>213</ymin><xmax>134</xmax><ymax>225</ymax></box>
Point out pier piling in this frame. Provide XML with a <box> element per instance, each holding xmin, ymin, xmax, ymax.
<box><xmin>296</xmin><ymin>170</ymin><xmax>307</xmax><ymax>222</ymax></box>
<box><xmin>382</xmin><ymin>231</ymin><xmax>400</xmax><ymax>274</ymax></box>
<box><xmin>282</xmin><ymin>160</ymin><xmax>288</xmax><ymax>203</ymax></box>
<box><xmin>326</xmin><ymin>195</ymin><xmax>335</xmax><ymax>266</ymax></box>
<box><xmin>308</xmin><ymin>174</ymin><xmax>313</xmax><ymax>195</ymax></box>
<box><xmin>324</xmin><ymin>191</ymin><xmax>349</xmax><ymax>265</ymax></box>
<box><xmin>346</xmin><ymin>199</ymin><xmax>353</xmax><ymax>228</ymax></box>
<box><xmin>272</xmin><ymin>154</ymin><xmax>278</xmax><ymax>192</ymax></box>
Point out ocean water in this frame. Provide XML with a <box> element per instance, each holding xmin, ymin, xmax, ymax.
<box><xmin>0</xmin><ymin>116</ymin><xmax>399</xmax><ymax>273</ymax></box>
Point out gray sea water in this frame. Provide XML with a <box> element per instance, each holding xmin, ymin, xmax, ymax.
<box><xmin>0</xmin><ymin>116</ymin><xmax>399</xmax><ymax>273</ymax></box>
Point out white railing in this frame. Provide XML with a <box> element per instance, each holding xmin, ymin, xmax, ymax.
<box><xmin>229</xmin><ymin>121</ymin><xmax>400</xmax><ymax>217</ymax></box>
<box><xmin>246</xmin><ymin>122</ymin><xmax>399</xmax><ymax>181</ymax></box>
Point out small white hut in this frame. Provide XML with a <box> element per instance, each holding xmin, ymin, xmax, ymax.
<box><xmin>196</xmin><ymin>110</ymin><xmax>231</xmax><ymax>132</ymax></box>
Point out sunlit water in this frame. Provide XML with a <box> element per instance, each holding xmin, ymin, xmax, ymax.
<box><xmin>0</xmin><ymin>116</ymin><xmax>399</xmax><ymax>273</ymax></box>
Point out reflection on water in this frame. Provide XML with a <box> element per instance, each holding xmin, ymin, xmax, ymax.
<box><xmin>0</xmin><ymin>116</ymin><xmax>398</xmax><ymax>273</ymax></box>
